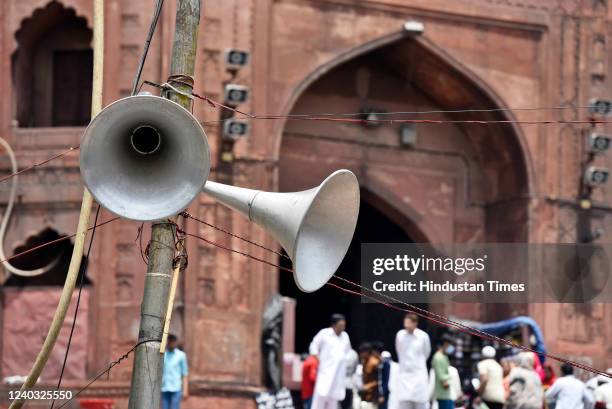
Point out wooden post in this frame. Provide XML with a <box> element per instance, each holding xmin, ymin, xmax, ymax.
<box><xmin>127</xmin><ymin>1</ymin><xmax>200</xmax><ymax>408</ymax></box>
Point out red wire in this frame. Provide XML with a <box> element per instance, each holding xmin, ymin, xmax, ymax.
<box><xmin>211</xmin><ymin>115</ymin><xmax>610</xmax><ymax>125</ymax></box>
<box><xmin>331</xmin><ymin>275</ymin><xmax>612</xmax><ymax>377</ymax></box>
<box><xmin>180</xmin><ymin>231</ymin><xmax>290</xmax><ymax>272</ymax></box>
<box><xmin>0</xmin><ymin>96</ymin><xmax>608</xmax><ymax>185</ymax></box>
<box><xmin>0</xmin><ymin>146</ymin><xmax>79</xmax><ymax>185</ymax></box>
<box><xmin>181</xmin><ymin>211</ymin><xmax>288</xmax><ymax>259</ymax></box>
<box><xmin>194</xmin><ymin>93</ymin><xmax>611</xmax><ymax>125</ymax></box>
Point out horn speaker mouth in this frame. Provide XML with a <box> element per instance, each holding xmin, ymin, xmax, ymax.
<box><xmin>80</xmin><ymin>95</ymin><xmax>210</xmax><ymax>221</ymax></box>
<box><xmin>293</xmin><ymin>170</ymin><xmax>360</xmax><ymax>292</ymax></box>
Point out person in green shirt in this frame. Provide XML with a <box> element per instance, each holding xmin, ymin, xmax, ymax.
<box><xmin>432</xmin><ymin>334</ymin><xmax>456</xmax><ymax>409</ymax></box>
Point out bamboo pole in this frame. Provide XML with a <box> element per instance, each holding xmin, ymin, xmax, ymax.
<box><xmin>160</xmin><ymin>262</ymin><xmax>181</xmax><ymax>353</ymax></box>
<box><xmin>127</xmin><ymin>1</ymin><xmax>200</xmax><ymax>407</ymax></box>
<box><xmin>9</xmin><ymin>1</ymin><xmax>104</xmax><ymax>407</ymax></box>
<box><xmin>159</xmin><ymin>237</ymin><xmax>187</xmax><ymax>353</ymax></box>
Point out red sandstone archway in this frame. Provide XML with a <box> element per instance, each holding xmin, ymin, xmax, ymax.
<box><xmin>278</xmin><ymin>32</ymin><xmax>533</xmax><ymax>244</ymax></box>
<box><xmin>278</xmin><ymin>32</ymin><xmax>533</xmax><ymax>342</ymax></box>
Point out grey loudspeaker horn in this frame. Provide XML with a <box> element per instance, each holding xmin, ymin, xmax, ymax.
<box><xmin>80</xmin><ymin>95</ymin><xmax>211</xmax><ymax>221</ymax></box>
<box><xmin>203</xmin><ymin>170</ymin><xmax>360</xmax><ymax>292</ymax></box>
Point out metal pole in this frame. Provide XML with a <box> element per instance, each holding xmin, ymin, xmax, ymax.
<box><xmin>127</xmin><ymin>1</ymin><xmax>200</xmax><ymax>408</ymax></box>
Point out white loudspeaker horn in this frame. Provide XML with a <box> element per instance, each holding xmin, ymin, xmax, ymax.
<box><xmin>80</xmin><ymin>95</ymin><xmax>211</xmax><ymax>221</ymax></box>
<box><xmin>203</xmin><ymin>170</ymin><xmax>360</xmax><ymax>292</ymax></box>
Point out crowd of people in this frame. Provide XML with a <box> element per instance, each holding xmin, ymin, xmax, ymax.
<box><xmin>301</xmin><ymin>313</ymin><xmax>612</xmax><ymax>409</ymax></box>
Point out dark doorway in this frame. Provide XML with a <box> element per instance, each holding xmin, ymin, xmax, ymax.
<box><xmin>3</xmin><ymin>227</ymin><xmax>90</xmax><ymax>287</ymax></box>
<box><xmin>2</xmin><ymin>228</ymin><xmax>91</xmax><ymax>381</ymax></box>
<box><xmin>52</xmin><ymin>50</ymin><xmax>93</xmax><ymax>126</ymax></box>
<box><xmin>12</xmin><ymin>2</ymin><xmax>93</xmax><ymax>127</ymax></box>
<box><xmin>280</xmin><ymin>197</ymin><xmax>429</xmax><ymax>358</ymax></box>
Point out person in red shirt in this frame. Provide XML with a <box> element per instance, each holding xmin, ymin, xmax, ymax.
<box><xmin>302</xmin><ymin>354</ymin><xmax>319</xmax><ymax>409</ymax></box>
<box><xmin>543</xmin><ymin>363</ymin><xmax>557</xmax><ymax>389</ymax></box>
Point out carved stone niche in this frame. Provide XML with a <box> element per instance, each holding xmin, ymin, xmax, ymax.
<box><xmin>116</xmin><ymin>272</ymin><xmax>134</xmax><ymax>303</ymax></box>
<box><xmin>591</xmin><ymin>35</ymin><xmax>607</xmax><ymax>82</ymax></box>
<box><xmin>197</xmin><ymin>277</ymin><xmax>216</xmax><ymax>306</ymax></box>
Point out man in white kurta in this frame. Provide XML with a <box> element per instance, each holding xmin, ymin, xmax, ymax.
<box><xmin>395</xmin><ymin>313</ymin><xmax>432</xmax><ymax>409</ymax></box>
<box><xmin>309</xmin><ymin>314</ymin><xmax>352</xmax><ymax>409</ymax></box>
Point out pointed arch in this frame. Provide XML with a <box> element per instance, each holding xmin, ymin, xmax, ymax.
<box><xmin>12</xmin><ymin>1</ymin><xmax>93</xmax><ymax>127</ymax></box>
<box><xmin>273</xmin><ymin>31</ymin><xmax>534</xmax><ymax>196</ymax></box>
<box><xmin>278</xmin><ymin>31</ymin><xmax>533</xmax><ymax>244</ymax></box>
<box><xmin>11</xmin><ymin>0</ymin><xmax>92</xmax><ymax>54</ymax></box>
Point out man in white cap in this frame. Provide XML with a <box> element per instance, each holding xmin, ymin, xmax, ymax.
<box><xmin>477</xmin><ymin>346</ymin><xmax>505</xmax><ymax>409</ymax></box>
<box><xmin>595</xmin><ymin>369</ymin><xmax>612</xmax><ymax>409</ymax></box>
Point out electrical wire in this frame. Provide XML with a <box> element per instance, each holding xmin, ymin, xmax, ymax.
<box><xmin>190</xmin><ymin>92</ymin><xmax>605</xmax><ymax>123</ymax></box>
<box><xmin>0</xmin><ymin>146</ymin><xmax>79</xmax><ymax>185</ymax></box>
<box><xmin>49</xmin><ymin>206</ymin><xmax>101</xmax><ymax>409</ymax></box>
<box><xmin>329</xmin><ymin>275</ymin><xmax>611</xmax><ymax>377</ymax></box>
<box><xmin>180</xmin><ymin>211</ymin><xmax>287</xmax><ymax>259</ymax></box>
<box><xmin>54</xmin><ymin>339</ymin><xmax>161</xmax><ymax>409</ymax></box>
<box><xmin>130</xmin><ymin>0</ymin><xmax>165</xmax><ymax>96</ymax></box>
<box><xmin>138</xmin><ymin>80</ymin><xmax>612</xmax><ymax>125</ymax></box>
<box><xmin>0</xmin><ymin>97</ymin><xmax>607</xmax><ymax>189</ymax></box>
<box><xmin>200</xmin><ymin>115</ymin><xmax>611</xmax><ymax>126</ymax></box>
<box><xmin>263</xmin><ymin>105</ymin><xmax>601</xmax><ymax>117</ymax></box>
<box><xmin>272</xmin><ymin>117</ymin><xmax>608</xmax><ymax>125</ymax></box>
<box><xmin>0</xmin><ymin>137</ymin><xmax>63</xmax><ymax>277</ymax></box>
<box><xmin>143</xmin><ymin>80</ymin><xmax>603</xmax><ymax>118</ymax></box>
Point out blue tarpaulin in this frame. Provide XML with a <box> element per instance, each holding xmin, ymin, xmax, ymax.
<box><xmin>477</xmin><ymin>316</ymin><xmax>546</xmax><ymax>361</ymax></box>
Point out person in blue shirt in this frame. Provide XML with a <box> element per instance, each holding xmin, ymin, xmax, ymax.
<box><xmin>161</xmin><ymin>334</ymin><xmax>189</xmax><ymax>409</ymax></box>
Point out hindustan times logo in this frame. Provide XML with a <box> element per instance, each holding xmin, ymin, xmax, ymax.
<box><xmin>371</xmin><ymin>254</ymin><xmax>488</xmax><ymax>276</ymax></box>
